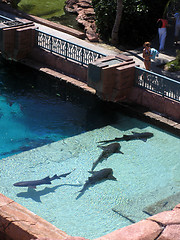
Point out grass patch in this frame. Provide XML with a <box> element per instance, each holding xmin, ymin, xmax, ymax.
<box><xmin>18</xmin><ymin>0</ymin><xmax>66</xmax><ymax>19</ymax></box>
<box><xmin>165</xmin><ymin>50</ymin><xmax>180</xmax><ymax>72</ymax></box>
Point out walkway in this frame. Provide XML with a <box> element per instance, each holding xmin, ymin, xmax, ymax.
<box><xmin>122</xmin><ymin>19</ymin><xmax>180</xmax><ymax>82</ymax></box>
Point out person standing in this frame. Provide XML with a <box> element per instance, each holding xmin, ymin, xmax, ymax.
<box><xmin>143</xmin><ymin>42</ymin><xmax>152</xmax><ymax>70</ymax></box>
<box><xmin>157</xmin><ymin>18</ymin><xmax>168</xmax><ymax>51</ymax></box>
<box><xmin>174</xmin><ymin>12</ymin><xmax>180</xmax><ymax>45</ymax></box>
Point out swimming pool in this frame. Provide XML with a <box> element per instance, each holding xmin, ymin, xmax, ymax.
<box><xmin>0</xmin><ymin>61</ymin><xmax>117</xmax><ymax>159</ymax></box>
<box><xmin>0</xmin><ymin>61</ymin><xmax>180</xmax><ymax>239</ymax></box>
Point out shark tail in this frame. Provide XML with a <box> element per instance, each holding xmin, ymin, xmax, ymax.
<box><xmin>58</xmin><ymin>169</ymin><xmax>76</xmax><ymax>178</ymax></box>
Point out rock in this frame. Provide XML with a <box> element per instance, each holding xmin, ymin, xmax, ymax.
<box><xmin>86</xmin><ymin>26</ymin><xmax>99</xmax><ymax>42</ymax></box>
<box><xmin>65</xmin><ymin>0</ymin><xmax>79</xmax><ymax>12</ymax></box>
<box><xmin>65</xmin><ymin>0</ymin><xmax>99</xmax><ymax>42</ymax></box>
<box><xmin>77</xmin><ymin>1</ymin><xmax>91</xmax><ymax>8</ymax></box>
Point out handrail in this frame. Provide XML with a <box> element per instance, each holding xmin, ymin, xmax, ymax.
<box><xmin>135</xmin><ymin>66</ymin><xmax>180</xmax><ymax>102</ymax></box>
<box><xmin>0</xmin><ymin>14</ymin><xmax>12</xmax><ymax>22</ymax></box>
<box><xmin>35</xmin><ymin>29</ymin><xmax>106</xmax><ymax>66</ymax></box>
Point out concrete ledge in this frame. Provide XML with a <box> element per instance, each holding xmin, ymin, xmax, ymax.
<box><xmin>94</xmin><ymin>220</ymin><xmax>162</xmax><ymax>240</ymax></box>
<box><xmin>1</xmin><ymin>193</ymin><xmax>180</xmax><ymax>240</ymax></box>
<box><xmin>26</xmin><ymin>15</ymin><xmax>85</xmax><ymax>39</ymax></box>
<box><xmin>0</xmin><ymin>193</ymin><xmax>68</xmax><ymax>240</ymax></box>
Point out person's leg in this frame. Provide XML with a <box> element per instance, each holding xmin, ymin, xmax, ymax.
<box><xmin>144</xmin><ymin>60</ymin><xmax>151</xmax><ymax>70</ymax></box>
<box><xmin>175</xmin><ymin>24</ymin><xmax>180</xmax><ymax>44</ymax></box>
<box><xmin>174</xmin><ymin>24</ymin><xmax>178</xmax><ymax>44</ymax></box>
<box><xmin>158</xmin><ymin>28</ymin><xmax>162</xmax><ymax>49</ymax></box>
<box><xmin>159</xmin><ymin>28</ymin><xmax>166</xmax><ymax>51</ymax></box>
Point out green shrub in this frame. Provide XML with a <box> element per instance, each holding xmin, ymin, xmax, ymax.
<box><xmin>92</xmin><ymin>0</ymin><xmax>169</xmax><ymax>47</ymax></box>
<box><xmin>92</xmin><ymin>0</ymin><xmax>116</xmax><ymax>41</ymax></box>
<box><xmin>165</xmin><ymin>50</ymin><xmax>180</xmax><ymax>72</ymax></box>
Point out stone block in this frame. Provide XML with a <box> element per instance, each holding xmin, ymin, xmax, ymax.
<box><xmin>148</xmin><ymin>208</ymin><xmax>180</xmax><ymax>225</ymax></box>
<box><xmin>94</xmin><ymin>220</ymin><xmax>162</xmax><ymax>240</ymax></box>
<box><xmin>2</xmin><ymin>28</ymin><xmax>15</xmax><ymax>58</ymax></box>
<box><xmin>157</xmin><ymin>224</ymin><xmax>180</xmax><ymax>240</ymax></box>
<box><xmin>115</xmin><ymin>65</ymin><xmax>135</xmax><ymax>90</ymax></box>
<box><xmin>128</xmin><ymin>87</ymin><xmax>143</xmax><ymax>105</ymax></box>
<box><xmin>142</xmin><ymin>90</ymin><xmax>165</xmax><ymax>113</ymax></box>
<box><xmin>0</xmin><ymin>193</ymin><xmax>68</xmax><ymax>240</ymax></box>
<box><xmin>163</xmin><ymin>98</ymin><xmax>180</xmax><ymax>121</ymax></box>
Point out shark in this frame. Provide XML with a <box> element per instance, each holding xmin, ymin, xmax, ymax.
<box><xmin>98</xmin><ymin>132</ymin><xmax>154</xmax><ymax>144</ymax></box>
<box><xmin>76</xmin><ymin>168</ymin><xmax>117</xmax><ymax>199</ymax></box>
<box><xmin>91</xmin><ymin>142</ymin><xmax>123</xmax><ymax>171</ymax></box>
<box><xmin>13</xmin><ymin>169</ymin><xmax>75</xmax><ymax>188</ymax></box>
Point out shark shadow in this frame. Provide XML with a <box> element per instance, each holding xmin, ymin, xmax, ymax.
<box><xmin>17</xmin><ymin>183</ymin><xmax>81</xmax><ymax>203</ymax></box>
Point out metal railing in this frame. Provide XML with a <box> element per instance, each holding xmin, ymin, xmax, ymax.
<box><xmin>0</xmin><ymin>14</ymin><xmax>12</xmax><ymax>22</ymax></box>
<box><xmin>0</xmin><ymin>15</ymin><xmax>26</xmax><ymax>27</ymax></box>
<box><xmin>135</xmin><ymin>66</ymin><xmax>180</xmax><ymax>102</ymax></box>
<box><xmin>35</xmin><ymin>29</ymin><xmax>106</xmax><ymax>66</ymax></box>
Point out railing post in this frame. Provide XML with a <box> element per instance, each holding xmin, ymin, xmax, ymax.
<box><xmin>35</xmin><ymin>30</ymin><xmax>38</xmax><ymax>47</ymax></box>
<box><xmin>162</xmin><ymin>77</ymin><xmax>165</xmax><ymax>97</ymax></box>
<box><xmin>65</xmin><ymin>41</ymin><xmax>68</xmax><ymax>60</ymax></box>
<box><xmin>50</xmin><ymin>36</ymin><xmax>52</xmax><ymax>53</ymax></box>
<box><xmin>81</xmin><ymin>48</ymin><xmax>84</xmax><ymax>66</ymax></box>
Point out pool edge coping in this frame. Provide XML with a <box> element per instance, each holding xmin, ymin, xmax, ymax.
<box><xmin>1</xmin><ymin>193</ymin><xmax>180</xmax><ymax>240</ymax></box>
<box><xmin>0</xmin><ymin>193</ymin><xmax>69</xmax><ymax>240</ymax></box>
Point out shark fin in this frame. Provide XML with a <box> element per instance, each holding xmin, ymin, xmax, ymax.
<box><xmin>88</xmin><ymin>171</ymin><xmax>97</xmax><ymax>174</ymax></box>
<box><xmin>123</xmin><ymin>134</ymin><xmax>129</xmax><ymax>138</ymax></box>
<box><xmin>118</xmin><ymin>150</ymin><xmax>124</xmax><ymax>154</ymax></box>
<box><xmin>52</xmin><ymin>174</ymin><xmax>59</xmax><ymax>179</ymax></box>
<box><xmin>141</xmin><ymin>138</ymin><xmax>147</xmax><ymax>142</ymax></box>
<box><xmin>97</xmin><ymin>145</ymin><xmax>106</xmax><ymax>150</ymax></box>
<box><xmin>132</xmin><ymin>131</ymin><xmax>138</xmax><ymax>134</ymax></box>
<box><xmin>108</xmin><ymin>175</ymin><xmax>117</xmax><ymax>181</ymax></box>
<box><xmin>42</xmin><ymin>176</ymin><xmax>50</xmax><ymax>180</ymax></box>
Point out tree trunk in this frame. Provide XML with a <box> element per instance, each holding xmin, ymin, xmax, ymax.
<box><xmin>111</xmin><ymin>0</ymin><xmax>123</xmax><ymax>45</ymax></box>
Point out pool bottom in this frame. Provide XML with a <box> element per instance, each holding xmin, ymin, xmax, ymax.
<box><xmin>1</xmin><ymin>122</ymin><xmax>179</xmax><ymax>239</ymax></box>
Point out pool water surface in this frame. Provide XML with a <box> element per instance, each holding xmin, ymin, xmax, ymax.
<box><xmin>0</xmin><ymin>62</ymin><xmax>117</xmax><ymax>158</ymax></box>
<box><xmin>0</xmin><ymin>61</ymin><xmax>180</xmax><ymax>239</ymax></box>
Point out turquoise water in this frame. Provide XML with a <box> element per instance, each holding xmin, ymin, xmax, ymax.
<box><xmin>0</xmin><ymin>62</ymin><xmax>180</xmax><ymax>239</ymax></box>
<box><xmin>0</xmin><ymin>62</ymin><xmax>116</xmax><ymax>159</ymax></box>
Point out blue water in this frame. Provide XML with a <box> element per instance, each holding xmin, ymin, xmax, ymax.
<box><xmin>0</xmin><ymin>62</ymin><xmax>116</xmax><ymax>159</ymax></box>
<box><xmin>0</xmin><ymin>61</ymin><xmax>180</xmax><ymax>239</ymax></box>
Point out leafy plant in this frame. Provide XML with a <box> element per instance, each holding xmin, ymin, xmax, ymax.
<box><xmin>92</xmin><ymin>0</ymin><xmax>170</xmax><ymax>47</ymax></box>
<box><xmin>92</xmin><ymin>0</ymin><xmax>116</xmax><ymax>41</ymax></box>
<box><xmin>165</xmin><ymin>50</ymin><xmax>180</xmax><ymax>71</ymax></box>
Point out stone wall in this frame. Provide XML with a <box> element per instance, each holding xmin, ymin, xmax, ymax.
<box><xmin>29</xmin><ymin>47</ymin><xmax>88</xmax><ymax>83</ymax></box>
<box><xmin>129</xmin><ymin>87</ymin><xmax>180</xmax><ymax>121</ymax></box>
<box><xmin>0</xmin><ymin>20</ymin><xmax>36</xmax><ymax>60</ymax></box>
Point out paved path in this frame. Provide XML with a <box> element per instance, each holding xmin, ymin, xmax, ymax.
<box><xmin>123</xmin><ymin>18</ymin><xmax>180</xmax><ymax>81</ymax></box>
